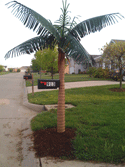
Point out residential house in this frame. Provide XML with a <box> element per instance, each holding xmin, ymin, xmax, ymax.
<box><xmin>3</xmin><ymin>66</ymin><xmax>8</xmax><ymax>71</ymax></box>
<box><xmin>110</xmin><ymin>39</ymin><xmax>125</xmax><ymax>44</ymax></box>
<box><xmin>68</xmin><ymin>58</ymin><xmax>86</xmax><ymax>74</ymax></box>
<box><xmin>8</xmin><ymin>68</ymin><xmax>19</xmax><ymax>72</ymax></box>
<box><xmin>67</xmin><ymin>55</ymin><xmax>100</xmax><ymax>74</ymax></box>
<box><xmin>87</xmin><ymin>39</ymin><xmax>125</xmax><ymax>71</ymax></box>
<box><xmin>90</xmin><ymin>55</ymin><xmax>103</xmax><ymax>68</ymax></box>
<box><xmin>20</xmin><ymin>66</ymin><xmax>32</xmax><ymax>73</ymax></box>
<box><xmin>65</xmin><ymin>64</ymin><xmax>69</xmax><ymax>74</ymax></box>
<box><xmin>101</xmin><ymin>39</ymin><xmax>125</xmax><ymax>70</ymax></box>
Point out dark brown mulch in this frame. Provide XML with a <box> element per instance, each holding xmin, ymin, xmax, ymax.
<box><xmin>32</xmin><ymin>128</ymin><xmax>76</xmax><ymax>159</ymax></box>
<box><xmin>109</xmin><ymin>88</ymin><xmax>125</xmax><ymax>92</ymax></box>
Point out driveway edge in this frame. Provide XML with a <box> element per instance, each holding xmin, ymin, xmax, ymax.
<box><xmin>23</xmin><ymin>80</ymin><xmax>45</xmax><ymax>112</ymax></box>
<box><xmin>21</xmin><ymin>115</ymin><xmax>39</xmax><ymax>167</ymax></box>
<box><xmin>21</xmin><ymin>80</ymin><xmax>40</xmax><ymax>167</ymax></box>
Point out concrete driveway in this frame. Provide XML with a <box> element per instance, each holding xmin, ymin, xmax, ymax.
<box><xmin>0</xmin><ymin>73</ymin><xmax>39</xmax><ymax>167</ymax></box>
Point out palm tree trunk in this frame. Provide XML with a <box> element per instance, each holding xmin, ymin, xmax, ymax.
<box><xmin>57</xmin><ymin>48</ymin><xmax>65</xmax><ymax>133</ymax></box>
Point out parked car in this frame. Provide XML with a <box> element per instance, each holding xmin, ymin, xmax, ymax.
<box><xmin>110</xmin><ymin>69</ymin><xmax>125</xmax><ymax>81</ymax></box>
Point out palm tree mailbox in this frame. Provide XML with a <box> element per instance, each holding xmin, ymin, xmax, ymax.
<box><xmin>23</xmin><ymin>74</ymin><xmax>32</xmax><ymax>80</ymax></box>
<box><xmin>38</xmin><ymin>79</ymin><xmax>60</xmax><ymax>89</ymax></box>
<box><xmin>5</xmin><ymin>0</ymin><xmax>124</xmax><ymax>133</ymax></box>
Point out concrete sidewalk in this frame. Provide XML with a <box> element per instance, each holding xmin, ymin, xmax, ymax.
<box><xmin>27</xmin><ymin>80</ymin><xmax>120</xmax><ymax>94</ymax></box>
<box><xmin>0</xmin><ymin>73</ymin><xmax>39</xmax><ymax>167</ymax></box>
<box><xmin>39</xmin><ymin>158</ymin><xmax>124</xmax><ymax>167</ymax></box>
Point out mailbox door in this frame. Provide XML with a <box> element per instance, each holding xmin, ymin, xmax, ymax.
<box><xmin>38</xmin><ymin>79</ymin><xmax>60</xmax><ymax>89</ymax></box>
<box><xmin>28</xmin><ymin>75</ymin><xmax>32</xmax><ymax>79</ymax></box>
<box><xmin>23</xmin><ymin>75</ymin><xmax>32</xmax><ymax>80</ymax></box>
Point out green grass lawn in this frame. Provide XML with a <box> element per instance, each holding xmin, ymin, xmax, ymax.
<box><xmin>29</xmin><ymin>84</ymin><xmax>125</xmax><ymax>163</ymax></box>
<box><xmin>26</xmin><ymin>73</ymin><xmax>112</xmax><ymax>86</ymax></box>
<box><xmin>0</xmin><ymin>72</ymin><xmax>10</xmax><ymax>75</ymax></box>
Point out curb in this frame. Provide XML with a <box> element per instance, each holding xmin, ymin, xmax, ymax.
<box><xmin>23</xmin><ymin>80</ymin><xmax>75</xmax><ymax>112</ymax></box>
<box><xmin>21</xmin><ymin>79</ymin><xmax>40</xmax><ymax>167</ymax></box>
<box><xmin>21</xmin><ymin>116</ymin><xmax>39</xmax><ymax>167</ymax></box>
<box><xmin>23</xmin><ymin>80</ymin><xmax>45</xmax><ymax>112</ymax></box>
<box><xmin>45</xmin><ymin>104</ymin><xmax>75</xmax><ymax>111</ymax></box>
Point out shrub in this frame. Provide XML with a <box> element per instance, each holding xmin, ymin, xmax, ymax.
<box><xmin>87</xmin><ymin>67</ymin><xmax>97</xmax><ymax>77</ymax></box>
<box><xmin>17</xmin><ymin>69</ymin><xmax>20</xmax><ymax>72</ymax></box>
<box><xmin>27</xmin><ymin>67</ymin><xmax>31</xmax><ymax>74</ymax></box>
<box><xmin>103</xmin><ymin>68</ymin><xmax>110</xmax><ymax>78</ymax></box>
<box><xmin>88</xmin><ymin>67</ymin><xmax>110</xmax><ymax>79</ymax></box>
<box><xmin>0</xmin><ymin>65</ymin><xmax>4</xmax><ymax>72</ymax></box>
<box><xmin>94</xmin><ymin>67</ymin><xmax>104</xmax><ymax>78</ymax></box>
<box><xmin>79</xmin><ymin>71</ymin><xmax>85</xmax><ymax>74</ymax></box>
<box><xmin>9</xmin><ymin>68</ymin><xmax>13</xmax><ymax>72</ymax></box>
<box><xmin>78</xmin><ymin>69</ymin><xmax>81</xmax><ymax>74</ymax></box>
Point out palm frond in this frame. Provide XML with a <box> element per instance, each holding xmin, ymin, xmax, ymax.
<box><xmin>70</xmin><ymin>13</ymin><xmax>124</xmax><ymax>41</ymax></box>
<box><xmin>55</xmin><ymin>0</ymin><xmax>71</xmax><ymax>37</ymax></box>
<box><xmin>59</xmin><ymin>34</ymin><xmax>90</xmax><ymax>64</ymax></box>
<box><xmin>69</xmin><ymin>15</ymin><xmax>81</xmax><ymax>30</ymax></box>
<box><xmin>6</xmin><ymin>1</ymin><xmax>60</xmax><ymax>41</ymax></box>
<box><xmin>4</xmin><ymin>35</ymin><xmax>56</xmax><ymax>59</ymax></box>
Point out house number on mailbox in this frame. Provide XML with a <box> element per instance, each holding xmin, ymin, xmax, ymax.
<box><xmin>38</xmin><ymin>79</ymin><xmax>60</xmax><ymax>89</ymax></box>
<box><xmin>46</xmin><ymin>82</ymin><xmax>56</xmax><ymax>87</ymax></box>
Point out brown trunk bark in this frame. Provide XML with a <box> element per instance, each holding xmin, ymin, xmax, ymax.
<box><xmin>32</xmin><ymin>74</ymin><xmax>34</xmax><ymax>96</ymax></box>
<box><xmin>120</xmin><ymin>67</ymin><xmax>122</xmax><ymax>89</ymax></box>
<box><xmin>40</xmin><ymin>67</ymin><xmax>42</xmax><ymax>79</ymax></box>
<box><xmin>51</xmin><ymin>67</ymin><xmax>53</xmax><ymax>79</ymax></box>
<box><xmin>57</xmin><ymin>49</ymin><xmax>65</xmax><ymax>133</ymax></box>
<box><xmin>119</xmin><ymin>57</ymin><xmax>122</xmax><ymax>89</ymax></box>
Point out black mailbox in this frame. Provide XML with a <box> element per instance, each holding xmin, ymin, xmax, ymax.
<box><xmin>38</xmin><ymin>79</ymin><xmax>60</xmax><ymax>89</ymax></box>
<box><xmin>23</xmin><ymin>75</ymin><xmax>32</xmax><ymax>80</ymax></box>
<box><xmin>25</xmin><ymin>71</ymin><xmax>28</xmax><ymax>74</ymax></box>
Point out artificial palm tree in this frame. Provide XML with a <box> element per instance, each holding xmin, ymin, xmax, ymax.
<box><xmin>5</xmin><ymin>0</ymin><xmax>124</xmax><ymax>133</ymax></box>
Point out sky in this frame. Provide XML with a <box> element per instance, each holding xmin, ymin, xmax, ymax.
<box><xmin>0</xmin><ymin>0</ymin><xmax>125</xmax><ymax>68</ymax></box>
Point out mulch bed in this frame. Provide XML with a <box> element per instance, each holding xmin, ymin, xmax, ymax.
<box><xmin>32</xmin><ymin>128</ymin><xmax>76</xmax><ymax>159</ymax></box>
<box><xmin>109</xmin><ymin>88</ymin><xmax>125</xmax><ymax>92</ymax></box>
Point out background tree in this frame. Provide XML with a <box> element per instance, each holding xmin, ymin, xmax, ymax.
<box><xmin>102</xmin><ymin>41</ymin><xmax>125</xmax><ymax>89</ymax></box>
<box><xmin>17</xmin><ymin>69</ymin><xmax>20</xmax><ymax>72</ymax></box>
<box><xmin>0</xmin><ymin>65</ymin><xmax>4</xmax><ymax>72</ymax></box>
<box><xmin>31</xmin><ymin>58</ymin><xmax>40</xmax><ymax>73</ymax></box>
<box><xmin>41</xmin><ymin>46</ymin><xmax>58</xmax><ymax>79</ymax></box>
<box><xmin>32</xmin><ymin>46</ymin><xmax>58</xmax><ymax>78</ymax></box>
<box><xmin>5</xmin><ymin>0</ymin><xmax>124</xmax><ymax>133</ymax></box>
<box><xmin>34</xmin><ymin>50</ymin><xmax>44</xmax><ymax>78</ymax></box>
<box><xmin>9</xmin><ymin>68</ymin><xmax>13</xmax><ymax>72</ymax></box>
<box><xmin>27</xmin><ymin>67</ymin><xmax>31</xmax><ymax>74</ymax></box>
